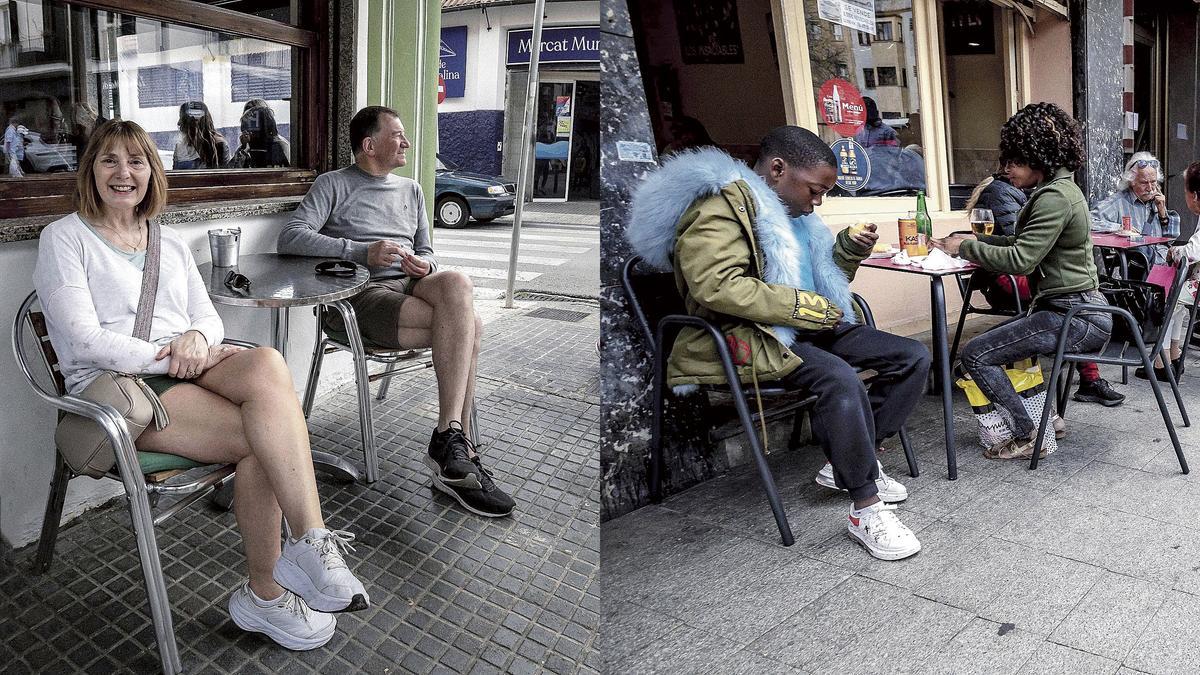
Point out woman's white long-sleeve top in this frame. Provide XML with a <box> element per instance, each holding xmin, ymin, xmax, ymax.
<box><xmin>33</xmin><ymin>212</ymin><xmax>224</xmax><ymax>394</ymax></box>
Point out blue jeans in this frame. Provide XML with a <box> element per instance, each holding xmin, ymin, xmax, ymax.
<box><xmin>960</xmin><ymin>291</ymin><xmax>1112</xmax><ymax>438</ymax></box>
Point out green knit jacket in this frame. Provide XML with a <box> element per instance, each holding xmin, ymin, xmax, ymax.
<box><xmin>959</xmin><ymin>167</ymin><xmax>1099</xmax><ymax>303</ymax></box>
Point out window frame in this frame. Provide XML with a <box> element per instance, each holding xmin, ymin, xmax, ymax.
<box><xmin>0</xmin><ymin>0</ymin><xmax>329</xmax><ymax>219</ymax></box>
<box><xmin>862</xmin><ymin>67</ymin><xmax>877</xmax><ymax>89</ymax></box>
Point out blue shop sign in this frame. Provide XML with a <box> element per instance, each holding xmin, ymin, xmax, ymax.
<box><xmin>440</xmin><ymin>26</ymin><xmax>467</xmax><ymax>98</ymax></box>
<box><xmin>831</xmin><ymin>138</ymin><xmax>871</xmax><ymax>192</ymax></box>
<box><xmin>506</xmin><ymin>25</ymin><xmax>600</xmax><ymax>65</ymax></box>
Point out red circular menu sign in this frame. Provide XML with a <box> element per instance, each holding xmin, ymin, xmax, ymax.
<box><xmin>817</xmin><ymin>78</ymin><xmax>867</xmax><ymax>137</ymax></box>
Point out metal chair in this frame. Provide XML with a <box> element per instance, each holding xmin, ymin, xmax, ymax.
<box><xmin>300</xmin><ymin>303</ymin><xmax>479</xmax><ymax>484</ymax></box>
<box><xmin>1032</xmin><ymin>259</ymin><xmax>1193</xmax><ymax>472</ymax></box>
<box><xmin>622</xmin><ymin>256</ymin><xmax>918</xmax><ymax>547</ymax></box>
<box><xmin>13</xmin><ymin>291</ymin><xmax>247</xmax><ymax>675</ymax></box>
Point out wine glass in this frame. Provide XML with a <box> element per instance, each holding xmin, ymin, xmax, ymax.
<box><xmin>969</xmin><ymin>208</ymin><xmax>994</xmax><ymax>236</ymax></box>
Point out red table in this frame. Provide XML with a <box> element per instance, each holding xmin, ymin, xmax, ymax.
<box><xmin>1091</xmin><ymin>232</ymin><xmax>1174</xmax><ymax>279</ymax></box>
<box><xmin>861</xmin><ymin>256</ymin><xmax>979</xmax><ymax>479</ymax></box>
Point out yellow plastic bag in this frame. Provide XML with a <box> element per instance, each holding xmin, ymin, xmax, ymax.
<box><xmin>955</xmin><ymin>358</ymin><xmax>1056</xmax><ymax>453</ymax></box>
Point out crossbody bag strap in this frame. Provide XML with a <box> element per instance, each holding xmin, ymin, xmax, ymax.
<box><xmin>131</xmin><ymin>219</ymin><xmax>160</xmax><ymax>342</ymax></box>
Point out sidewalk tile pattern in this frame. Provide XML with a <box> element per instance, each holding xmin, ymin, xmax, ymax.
<box><xmin>0</xmin><ymin>300</ymin><xmax>599</xmax><ymax>674</ymax></box>
<box><xmin>603</xmin><ymin>355</ymin><xmax>1200</xmax><ymax>673</ymax></box>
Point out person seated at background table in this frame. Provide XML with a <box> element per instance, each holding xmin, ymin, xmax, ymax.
<box><xmin>1137</xmin><ymin>160</ymin><xmax>1200</xmax><ymax>381</ymax></box>
<box><xmin>33</xmin><ymin>119</ymin><xmax>369</xmax><ymax>651</ymax></box>
<box><xmin>626</xmin><ymin>126</ymin><xmax>931</xmax><ymax>561</ymax></box>
<box><xmin>934</xmin><ymin>103</ymin><xmax>1113</xmax><ymax>460</ymax></box>
<box><xmin>1090</xmin><ymin>151</ymin><xmax>1180</xmax><ymax>272</ymax></box>
<box><xmin>277</xmin><ymin>105</ymin><xmax>515</xmax><ymax>519</ymax></box>
<box><xmin>853</xmin><ymin>97</ymin><xmax>899</xmax><ymax>149</ymax></box>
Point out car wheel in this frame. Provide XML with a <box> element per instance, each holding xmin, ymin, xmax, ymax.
<box><xmin>435</xmin><ymin>195</ymin><xmax>470</xmax><ymax>228</ymax></box>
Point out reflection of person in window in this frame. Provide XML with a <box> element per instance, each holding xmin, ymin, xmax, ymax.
<box><xmin>173</xmin><ymin>101</ymin><xmax>229</xmax><ymax>170</ymax></box>
<box><xmin>231</xmin><ymin>101</ymin><xmax>291</xmax><ymax>168</ymax></box>
<box><xmin>853</xmin><ymin>97</ymin><xmax>898</xmax><ymax>148</ymax></box>
<box><xmin>70</xmin><ymin>102</ymin><xmax>106</xmax><ymax>164</ymax></box>
<box><xmin>4</xmin><ymin>115</ymin><xmax>26</xmax><ymax>177</ymax></box>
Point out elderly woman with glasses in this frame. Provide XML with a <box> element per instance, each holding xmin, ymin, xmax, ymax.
<box><xmin>32</xmin><ymin>119</ymin><xmax>369</xmax><ymax>652</ymax></box>
<box><xmin>1090</xmin><ymin>151</ymin><xmax>1180</xmax><ymax>269</ymax></box>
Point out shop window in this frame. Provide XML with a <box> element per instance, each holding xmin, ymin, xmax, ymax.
<box><xmin>0</xmin><ymin>0</ymin><xmax>326</xmax><ymax>218</ymax></box>
<box><xmin>808</xmin><ymin>1</ymin><xmax>925</xmax><ymax>199</ymax></box>
<box><xmin>943</xmin><ymin>2</ymin><xmax>1009</xmax><ymax>190</ymax></box>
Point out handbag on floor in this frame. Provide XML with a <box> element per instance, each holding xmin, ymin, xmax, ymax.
<box><xmin>955</xmin><ymin>359</ymin><xmax>1058</xmax><ymax>456</ymax></box>
<box><xmin>54</xmin><ymin>221</ymin><xmax>170</xmax><ymax>477</ymax></box>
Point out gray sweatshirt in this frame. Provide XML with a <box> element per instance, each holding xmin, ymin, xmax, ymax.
<box><xmin>277</xmin><ymin>164</ymin><xmax>438</xmax><ymax>279</ymax></box>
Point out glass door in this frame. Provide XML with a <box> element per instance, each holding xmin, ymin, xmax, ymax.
<box><xmin>533</xmin><ymin>81</ymin><xmax>575</xmax><ymax>202</ymax></box>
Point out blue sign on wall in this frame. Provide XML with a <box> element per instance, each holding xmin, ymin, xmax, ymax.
<box><xmin>831</xmin><ymin>138</ymin><xmax>871</xmax><ymax>192</ymax></box>
<box><xmin>506</xmin><ymin>26</ymin><xmax>600</xmax><ymax>65</ymax></box>
<box><xmin>440</xmin><ymin>26</ymin><xmax>467</xmax><ymax>99</ymax></box>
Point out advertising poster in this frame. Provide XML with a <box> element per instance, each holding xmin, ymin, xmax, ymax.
<box><xmin>817</xmin><ymin>78</ymin><xmax>867</xmax><ymax>137</ymax></box>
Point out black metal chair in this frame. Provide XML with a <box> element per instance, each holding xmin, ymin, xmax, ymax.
<box><xmin>621</xmin><ymin>256</ymin><xmax>918</xmax><ymax>547</ymax></box>
<box><xmin>1031</xmin><ymin>258</ymin><xmax>1193</xmax><ymax>472</ymax></box>
<box><xmin>13</xmin><ymin>291</ymin><xmax>251</xmax><ymax>675</ymax></box>
<box><xmin>947</xmin><ymin>230</ymin><xmax>1025</xmax><ymax>365</ymax></box>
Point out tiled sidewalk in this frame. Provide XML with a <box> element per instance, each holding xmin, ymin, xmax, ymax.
<box><xmin>0</xmin><ymin>299</ymin><xmax>600</xmax><ymax>674</ymax></box>
<box><xmin>603</xmin><ymin>351</ymin><xmax>1200</xmax><ymax>674</ymax></box>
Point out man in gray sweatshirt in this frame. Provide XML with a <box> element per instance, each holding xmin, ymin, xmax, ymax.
<box><xmin>278</xmin><ymin>105</ymin><xmax>514</xmax><ymax>518</ymax></box>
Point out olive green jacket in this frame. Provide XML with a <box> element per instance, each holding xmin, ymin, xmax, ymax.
<box><xmin>959</xmin><ymin>168</ymin><xmax>1099</xmax><ymax>302</ymax></box>
<box><xmin>667</xmin><ymin>180</ymin><xmax>870</xmax><ymax>387</ymax></box>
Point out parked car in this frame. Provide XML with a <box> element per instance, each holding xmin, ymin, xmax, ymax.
<box><xmin>434</xmin><ymin>153</ymin><xmax>516</xmax><ymax>228</ymax></box>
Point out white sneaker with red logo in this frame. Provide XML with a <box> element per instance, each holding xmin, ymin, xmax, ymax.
<box><xmin>816</xmin><ymin>461</ymin><xmax>908</xmax><ymax>503</ymax></box>
<box><xmin>847</xmin><ymin>502</ymin><xmax>921</xmax><ymax>561</ymax></box>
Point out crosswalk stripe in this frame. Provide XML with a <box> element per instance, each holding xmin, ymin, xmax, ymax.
<box><xmin>444</xmin><ymin>265</ymin><xmax>541</xmax><ymax>281</ymax></box>
<box><xmin>438</xmin><ymin>250</ymin><xmax>568</xmax><ymax>265</ymax></box>
<box><xmin>435</xmin><ymin>231</ymin><xmax>596</xmax><ymax>244</ymax></box>
<box><xmin>436</xmin><ymin>240</ymin><xmax>591</xmax><ymax>254</ymax></box>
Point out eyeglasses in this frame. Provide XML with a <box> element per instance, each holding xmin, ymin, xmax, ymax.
<box><xmin>315</xmin><ymin>260</ymin><xmax>358</xmax><ymax>277</ymax></box>
<box><xmin>1133</xmin><ymin>159</ymin><xmax>1161</xmax><ymax>169</ymax></box>
<box><xmin>223</xmin><ymin>270</ymin><xmax>251</xmax><ymax>294</ymax></box>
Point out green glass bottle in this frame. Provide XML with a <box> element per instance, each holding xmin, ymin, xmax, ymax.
<box><xmin>915</xmin><ymin>190</ymin><xmax>932</xmax><ymax>251</ymax></box>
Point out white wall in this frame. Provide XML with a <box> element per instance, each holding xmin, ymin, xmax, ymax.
<box><xmin>0</xmin><ymin>213</ymin><xmax>363</xmax><ymax>548</ymax></box>
<box><xmin>438</xmin><ymin>1</ymin><xmax>598</xmax><ymax>114</ymax></box>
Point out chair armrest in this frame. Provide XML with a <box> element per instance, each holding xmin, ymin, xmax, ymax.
<box><xmin>221</xmin><ymin>338</ymin><xmax>259</xmax><ymax>349</ymax></box>
<box><xmin>851</xmin><ymin>293</ymin><xmax>876</xmax><ymax>328</ymax></box>
<box><xmin>41</xmin><ymin>391</ymin><xmax>146</xmax><ymax>490</ymax></box>
<box><xmin>1056</xmin><ymin>303</ymin><xmax>1149</xmax><ymax>353</ymax></box>
<box><xmin>655</xmin><ymin>314</ymin><xmax>749</xmax><ymax>393</ymax></box>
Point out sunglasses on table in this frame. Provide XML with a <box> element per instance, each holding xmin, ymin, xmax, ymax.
<box><xmin>224</xmin><ymin>270</ymin><xmax>251</xmax><ymax>294</ymax></box>
<box><xmin>315</xmin><ymin>260</ymin><xmax>359</xmax><ymax>277</ymax></box>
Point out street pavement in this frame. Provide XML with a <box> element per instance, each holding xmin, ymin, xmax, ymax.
<box><xmin>603</xmin><ymin>333</ymin><xmax>1200</xmax><ymax>674</ymax></box>
<box><xmin>0</xmin><ymin>296</ymin><xmax>600</xmax><ymax>674</ymax></box>
<box><xmin>433</xmin><ymin>202</ymin><xmax>599</xmax><ymax>300</ymax></box>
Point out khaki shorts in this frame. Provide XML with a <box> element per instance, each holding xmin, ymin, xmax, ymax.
<box><xmin>323</xmin><ymin>277</ymin><xmax>420</xmax><ymax>349</ymax></box>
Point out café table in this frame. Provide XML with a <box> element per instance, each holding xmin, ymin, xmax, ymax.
<box><xmin>198</xmin><ymin>253</ymin><xmax>370</xmax><ymax>483</ymax></box>
<box><xmin>861</xmin><ymin>255</ymin><xmax>979</xmax><ymax>480</ymax></box>
<box><xmin>1091</xmin><ymin>232</ymin><xmax>1174</xmax><ymax>279</ymax></box>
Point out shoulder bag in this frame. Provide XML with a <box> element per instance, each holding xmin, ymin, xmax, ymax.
<box><xmin>54</xmin><ymin>221</ymin><xmax>171</xmax><ymax>477</ymax></box>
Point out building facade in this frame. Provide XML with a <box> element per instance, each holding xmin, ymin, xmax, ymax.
<box><xmin>439</xmin><ymin>0</ymin><xmax>599</xmax><ymax>202</ymax></box>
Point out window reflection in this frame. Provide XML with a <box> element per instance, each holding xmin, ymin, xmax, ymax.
<box><xmin>0</xmin><ymin>0</ymin><xmax>296</xmax><ymax>178</ymax></box>
<box><xmin>805</xmin><ymin>0</ymin><xmax>924</xmax><ymax>198</ymax></box>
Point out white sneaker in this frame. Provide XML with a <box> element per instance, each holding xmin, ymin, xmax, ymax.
<box><xmin>847</xmin><ymin>502</ymin><xmax>922</xmax><ymax>560</ymax></box>
<box><xmin>273</xmin><ymin>528</ymin><xmax>370</xmax><ymax>613</ymax></box>
<box><xmin>228</xmin><ymin>582</ymin><xmax>336</xmax><ymax>651</ymax></box>
<box><xmin>816</xmin><ymin>461</ymin><xmax>908</xmax><ymax>503</ymax></box>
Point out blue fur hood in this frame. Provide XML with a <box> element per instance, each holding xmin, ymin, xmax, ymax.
<box><xmin>626</xmin><ymin>147</ymin><xmax>857</xmax><ymax>346</ymax></box>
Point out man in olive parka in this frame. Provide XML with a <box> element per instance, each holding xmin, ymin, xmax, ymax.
<box><xmin>627</xmin><ymin>126</ymin><xmax>930</xmax><ymax>561</ymax></box>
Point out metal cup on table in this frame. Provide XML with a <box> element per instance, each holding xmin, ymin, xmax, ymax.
<box><xmin>208</xmin><ymin>227</ymin><xmax>241</xmax><ymax>267</ymax></box>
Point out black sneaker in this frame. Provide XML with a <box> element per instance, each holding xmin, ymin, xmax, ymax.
<box><xmin>1073</xmin><ymin>378</ymin><xmax>1125</xmax><ymax>407</ymax></box>
<box><xmin>424</xmin><ymin>422</ymin><xmax>481</xmax><ymax>489</ymax></box>
<box><xmin>430</xmin><ymin>456</ymin><xmax>515</xmax><ymax>518</ymax></box>
<box><xmin>1134</xmin><ymin>365</ymin><xmax>1173</xmax><ymax>381</ymax></box>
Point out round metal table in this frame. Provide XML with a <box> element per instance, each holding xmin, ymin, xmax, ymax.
<box><xmin>198</xmin><ymin>253</ymin><xmax>371</xmax><ymax>482</ymax></box>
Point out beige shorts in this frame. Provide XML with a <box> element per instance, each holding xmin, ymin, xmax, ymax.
<box><xmin>322</xmin><ymin>277</ymin><xmax>420</xmax><ymax>349</ymax></box>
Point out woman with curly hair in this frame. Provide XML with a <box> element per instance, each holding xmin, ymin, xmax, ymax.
<box><xmin>173</xmin><ymin>101</ymin><xmax>228</xmax><ymax>169</ymax></box>
<box><xmin>933</xmin><ymin>102</ymin><xmax>1112</xmax><ymax>460</ymax></box>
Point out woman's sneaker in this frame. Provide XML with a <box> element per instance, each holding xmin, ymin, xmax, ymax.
<box><xmin>430</xmin><ymin>456</ymin><xmax>516</xmax><ymax>518</ymax></box>
<box><xmin>847</xmin><ymin>502</ymin><xmax>922</xmax><ymax>560</ymax></box>
<box><xmin>815</xmin><ymin>460</ymin><xmax>907</xmax><ymax>502</ymax></box>
<box><xmin>228</xmin><ymin>582</ymin><xmax>335</xmax><ymax>651</ymax></box>
<box><xmin>273</xmin><ymin>528</ymin><xmax>370</xmax><ymax>613</ymax></box>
